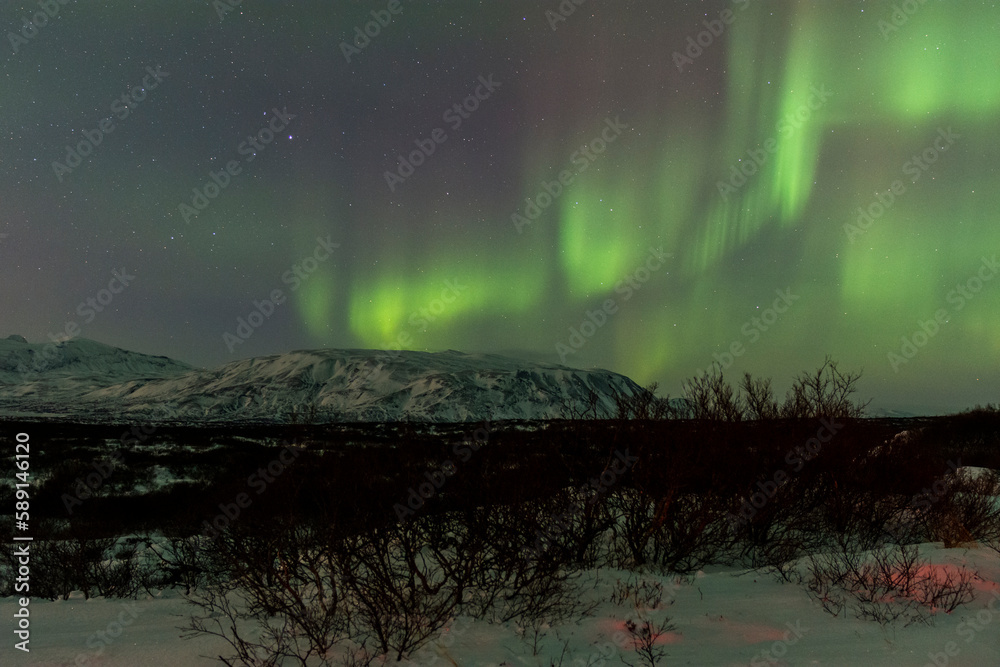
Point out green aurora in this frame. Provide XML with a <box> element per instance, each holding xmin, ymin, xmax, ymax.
<box><xmin>2</xmin><ymin>0</ymin><xmax>998</xmax><ymax>413</ymax></box>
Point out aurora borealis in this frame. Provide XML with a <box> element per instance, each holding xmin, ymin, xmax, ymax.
<box><xmin>2</xmin><ymin>0</ymin><xmax>999</xmax><ymax>413</ymax></box>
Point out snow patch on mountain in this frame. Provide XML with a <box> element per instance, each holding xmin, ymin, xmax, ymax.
<box><xmin>0</xmin><ymin>339</ymin><xmax>645</xmax><ymax>423</ymax></box>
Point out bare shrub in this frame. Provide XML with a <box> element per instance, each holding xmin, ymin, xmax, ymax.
<box><xmin>607</xmin><ymin>487</ymin><xmax>735</xmax><ymax>574</ymax></box>
<box><xmin>531</xmin><ymin>485</ymin><xmax>615</xmax><ymax>569</ymax></box>
<box><xmin>646</xmin><ymin>492</ymin><xmax>735</xmax><ymax>573</ymax></box>
<box><xmin>741</xmin><ymin>373</ymin><xmax>781</xmax><ymax>420</ymax></box>
<box><xmin>183</xmin><ymin>522</ymin><xmax>349</xmax><ymax>667</ymax></box>
<box><xmin>915</xmin><ymin>565</ymin><xmax>980</xmax><ymax>613</ymax></box>
<box><xmin>336</xmin><ymin>519</ymin><xmax>461</xmax><ymax>662</ymax></box>
<box><xmin>20</xmin><ymin>534</ymin><xmax>144</xmax><ymax>600</ymax></box>
<box><xmin>779</xmin><ymin>356</ymin><xmax>870</xmax><ymax>419</ymax></box>
<box><xmin>681</xmin><ymin>370</ymin><xmax>743</xmax><ymax>421</ymax></box>
<box><xmin>333</xmin><ymin>505</ymin><xmax>591</xmax><ymax>661</ymax></box>
<box><xmin>680</xmin><ymin>357</ymin><xmax>869</xmax><ymax>422</ymax></box>
<box><xmin>145</xmin><ymin>533</ymin><xmax>221</xmax><ymax>595</ymax></box>
<box><xmin>805</xmin><ymin>541</ymin><xmax>976</xmax><ymax>626</ymax></box>
<box><xmin>182</xmin><ymin>498</ymin><xmax>592</xmax><ymax>664</ymax></box>
<box><xmin>607</xmin><ymin>488</ymin><xmax>657</xmax><ymax>568</ymax></box>
<box><xmin>928</xmin><ymin>509</ymin><xmax>978</xmax><ymax>549</ymax></box>
<box><xmin>731</xmin><ymin>475</ymin><xmax>826</xmax><ymax>581</ymax></box>
<box><xmin>804</xmin><ymin>553</ymin><xmax>848</xmax><ymax>617</ymax></box>
<box><xmin>611</xmin><ymin>382</ymin><xmax>676</xmax><ymax>420</ymax></box>
<box><xmin>621</xmin><ymin>614</ymin><xmax>676</xmax><ymax>667</ymax></box>
<box><xmin>748</xmin><ymin>534</ymin><xmax>811</xmax><ymax>585</ymax></box>
<box><xmin>933</xmin><ymin>468</ymin><xmax>1000</xmax><ymax>547</ymax></box>
<box><xmin>610</xmin><ymin>574</ymin><xmax>666</xmax><ymax>612</ymax></box>
<box><xmin>820</xmin><ymin>486</ymin><xmax>911</xmax><ymax>553</ymax></box>
<box><xmin>420</xmin><ymin>504</ymin><xmax>590</xmax><ymax>628</ymax></box>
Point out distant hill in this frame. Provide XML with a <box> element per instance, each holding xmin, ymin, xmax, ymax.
<box><xmin>0</xmin><ymin>337</ymin><xmax>645</xmax><ymax>423</ymax></box>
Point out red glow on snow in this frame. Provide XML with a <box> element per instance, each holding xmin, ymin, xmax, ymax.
<box><xmin>912</xmin><ymin>563</ymin><xmax>979</xmax><ymax>589</ymax></box>
<box><xmin>601</xmin><ymin>618</ymin><xmax>683</xmax><ymax>648</ymax></box>
<box><xmin>698</xmin><ymin>615</ymin><xmax>794</xmax><ymax>644</ymax></box>
<box><xmin>882</xmin><ymin>562</ymin><xmax>989</xmax><ymax>610</ymax></box>
<box><xmin>719</xmin><ymin>620</ymin><xmax>789</xmax><ymax>643</ymax></box>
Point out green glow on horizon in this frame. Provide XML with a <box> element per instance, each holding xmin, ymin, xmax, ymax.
<box><xmin>347</xmin><ymin>243</ymin><xmax>547</xmax><ymax>346</ymax></box>
<box><xmin>284</xmin><ymin>0</ymin><xmax>1000</xmax><ymax>407</ymax></box>
<box><xmin>11</xmin><ymin>0</ymin><xmax>1000</xmax><ymax>418</ymax></box>
<box><xmin>340</xmin><ymin>0</ymin><xmax>1000</xmax><ymax>399</ymax></box>
<box><xmin>614</xmin><ymin>309</ymin><xmax>676</xmax><ymax>385</ymax></box>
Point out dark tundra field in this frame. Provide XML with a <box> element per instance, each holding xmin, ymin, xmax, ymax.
<box><xmin>4</xmin><ymin>409</ymin><xmax>999</xmax><ymax>577</ymax></box>
<box><xmin>3</xmin><ymin>398</ymin><xmax>1000</xmax><ymax>665</ymax></box>
<box><xmin>6</xmin><ymin>413</ymin><xmax>1000</xmax><ymax>543</ymax></box>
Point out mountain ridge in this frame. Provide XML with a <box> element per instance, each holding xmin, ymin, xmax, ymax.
<box><xmin>0</xmin><ymin>336</ymin><xmax>645</xmax><ymax>423</ymax></box>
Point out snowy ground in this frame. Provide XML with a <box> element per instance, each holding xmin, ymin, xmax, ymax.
<box><xmin>3</xmin><ymin>542</ymin><xmax>998</xmax><ymax>666</ymax></box>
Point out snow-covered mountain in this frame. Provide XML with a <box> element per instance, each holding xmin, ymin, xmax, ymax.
<box><xmin>0</xmin><ymin>335</ymin><xmax>196</xmax><ymax>419</ymax></box>
<box><xmin>0</xmin><ymin>336</ymin><xmax>646</xmax><ymax>422</ymax></box>
<box><xmin>865</xmin><ymin>406</ymin><xmax>920</xmax><ymax>418</ymax></box>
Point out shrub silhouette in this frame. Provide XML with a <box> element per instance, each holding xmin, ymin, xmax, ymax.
<box><xmin>680</xmin><ymin>356</ymin><xmax>870</xmax><ymax>422</ymax></box>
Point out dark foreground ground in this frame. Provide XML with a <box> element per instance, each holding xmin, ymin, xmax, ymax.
<box><xmin>2</xmin><ymin>412</ymin><xmax>999</xmax><ymax>665</ymax></box>
<box><xmin>2</xmin><ymin>413</ymin><xmax>997</xmax><ymax>541</ymax></box>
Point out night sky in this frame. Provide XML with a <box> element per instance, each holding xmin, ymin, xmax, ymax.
<box><xmin>2</xmin><ymin>0</ymin><xmax>998</xmax><ymax>414</ymax></box>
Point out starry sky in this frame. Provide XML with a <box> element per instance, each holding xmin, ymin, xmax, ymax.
<box><xmin>2</xmin><ymin>0</ymin><xmax>999</xmax><ymax>414</ymax></box>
